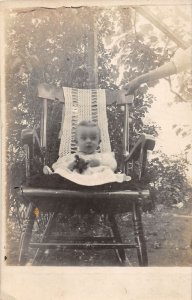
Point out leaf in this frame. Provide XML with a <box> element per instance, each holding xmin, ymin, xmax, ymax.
<box><xmin>185</xmin><ymin>144</ymin><xmax>191</xmax><ymax>151</ymax></box>
<box><xmin>176</xmin><ymin>128</ymin><xmax>182</xmax><ymax>135</ymax></box>
<box><xmin>182</xmin><ymin>132</ymin><xmax>188</xmax><ymax>137</ymax></box>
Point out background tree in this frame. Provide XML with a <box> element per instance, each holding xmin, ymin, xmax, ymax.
<box><xmin>5</xmin><ymin>6</ymin><xmax>191</xmax><ymax>225</ymax></box>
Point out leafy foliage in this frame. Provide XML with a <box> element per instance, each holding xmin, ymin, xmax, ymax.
<box><xmin>144</xmin><ymin>152</ymin><xmax>190</xmax><ymax>206</ymax></box>
<box><xmin>5</xmin><ymin>6</ymin><xmax>191</xmax><ymax>222</ymax></box>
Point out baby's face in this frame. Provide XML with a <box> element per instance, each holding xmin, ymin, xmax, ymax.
<box><xmin>76</xmin><ymin>126</ymin><xmax>100</xmax><ymax>154</ymax></box>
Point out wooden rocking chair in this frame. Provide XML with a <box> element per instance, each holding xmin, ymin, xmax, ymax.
<box><xmin>18</xmin><ymin>83</ymin><xmax>155</xmax><ymax>266</ymax></box>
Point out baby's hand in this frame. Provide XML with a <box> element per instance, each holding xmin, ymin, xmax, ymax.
<box><xmin>88</xmin><ymin>159</ymin><xmax>100</xmax><ymax>167</ymax></box>
<box><xmin>67</xmin><ymin>161</ymin><xmax>77</xmax><ymax>171</ymax></box>
<box><xmin>69</xmin><ymin>155</ymin><xmax>89</xmax><ymax>173</ymax></box>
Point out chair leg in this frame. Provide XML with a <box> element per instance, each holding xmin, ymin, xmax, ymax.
<box><xmin>32</xmin><ymin>212</ymin><xmax>56</xmax><ymax>265</ymax></box>
<box><xmin>18</xmin><ymin>202</ymin><xmax>36</xmax><ymax>265</ymax></box>
<box><xmin>132</xmin><ymin>201</ymin><xmax>148</xmax><ymax>266</ymax></box>
<box><xmin>108</xmin><ymin>214</ymin><xmax>126</xmax><ymax>264</ymax></box>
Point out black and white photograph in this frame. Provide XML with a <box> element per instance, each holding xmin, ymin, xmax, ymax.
<box><xmin>1</xmin><ymin>1</ymin><xmax>192</xmax><ymax>299</ymax></box>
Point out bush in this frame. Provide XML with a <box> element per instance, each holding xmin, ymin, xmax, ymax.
<box><xmin>145</xmin><ymin>151</ymin><xmax>190</xmax><ymax>206</ymax></box>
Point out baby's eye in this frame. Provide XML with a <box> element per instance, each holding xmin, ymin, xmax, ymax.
<box><xmin>80</xmin><ymin>135</ymin><xmax>87</xmax><ymax>140</ymax></box>
<box><xmin>91</xmin><ymin>136</ymin><xmax>97</xmax><ymax>140</ymax></box>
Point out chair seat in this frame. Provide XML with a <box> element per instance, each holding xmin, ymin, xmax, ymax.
<box><xmin>21</xmin><ymin>186</ymin><xmax>149</xmax><ymax>198</ymax></box>
<box><xmin>19</xmin><ymin>186</ymin><xmax>150</xmax><ymax>214</ymax></box>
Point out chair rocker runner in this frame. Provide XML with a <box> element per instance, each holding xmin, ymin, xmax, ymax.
<box><xmin>18</xmin><ymin>83</ymin><xmax>155</xmax><ymax>266</ymax></box>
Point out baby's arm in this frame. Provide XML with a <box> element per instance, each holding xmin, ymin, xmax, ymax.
<box><xmin>52</xmin><ymin>154</ymin><xmax>76</xmax><ymax>171</ymax></box>
<box><xmin>98</xmin><ymin>152</ymin><xmax>117</xmax><ymax>171</ymax></box>
<box><xmin>88</xmin><ymin>159</ymin><xmax>100</xmax><ymax>167</ymax></box>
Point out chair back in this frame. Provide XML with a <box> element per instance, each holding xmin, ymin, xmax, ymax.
<box><xmin>59</xmin><ymin>87</ymin><xmax>111</xmax><ymax>156</ymax></box>
<box><xmin>37</xmin><ymin>83</ymin><xmax>134</xmax><ymax>166</ymax></box>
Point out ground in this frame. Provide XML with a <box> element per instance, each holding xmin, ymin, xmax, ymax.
<box><xmin>7</xmin><ymin>199</ymin><xmax>192</xmax><ymax>266</ymax></box>
<box><xmin>142</xmin><ymin>203</ymin><xmax>192</xmax><ymax>266</ymax></box>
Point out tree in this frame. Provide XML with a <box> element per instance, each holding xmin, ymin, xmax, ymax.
<box><xmin>5</xmin><ymin>6</ymin><xmax>190</xmax><ymax>218</ymax></box>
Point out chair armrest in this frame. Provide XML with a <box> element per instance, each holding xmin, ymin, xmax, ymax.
<box><xmin>21</xmin><ymin>128</ymin><xmax>44</xmax><ymax>177</ymax></box>
<box><xmin>21</xmin><ymin>128</ymin><xmax>41</xmax><ymax>148</ymax></box>
<box><xmin>125</xmin><ymin>134</ymin><xmax>155</xmax><ymax>180</ymax></box>
<box><xmin>125</xmin><ymin>134</ymin><xmax>155</xmax><ymax>162</ymax></box>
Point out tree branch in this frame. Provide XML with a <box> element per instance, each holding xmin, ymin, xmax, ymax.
<box><xmin>164</xmin><ymin>77</ymin><xmax>187</xmax><ymax>102</ymax></box>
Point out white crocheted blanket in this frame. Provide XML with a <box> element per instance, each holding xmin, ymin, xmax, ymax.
<box><xmin>59</xmin><ymin>87</ymin><xmax>111</xmax><ymax>157</ymax></box>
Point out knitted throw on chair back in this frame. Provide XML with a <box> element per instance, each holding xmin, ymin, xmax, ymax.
<box><xmin>59</xmin><ymin>87</ymin><xmax>111</xmax><ymax>157</ymax></box>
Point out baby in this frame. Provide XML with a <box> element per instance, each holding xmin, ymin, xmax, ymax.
<box><xmin>50</xmin><ymin>121</ymin><xmax>118</xmax><ymax>186</ymax></box>
<box><xmin>31</xmin><ymin>120</ymin><xmax>130</xmax><ymax>188</ymax></box>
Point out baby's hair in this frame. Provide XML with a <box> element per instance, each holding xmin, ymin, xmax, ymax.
<box><xmin>77</xmin><ymin>120</ymin><xmax>99</xmax><ymax>128</ymax></box>
<box><xmin>75</xmin><ymin>120</ymin><xmax>101</xmax><ymax>141</ymax></box>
